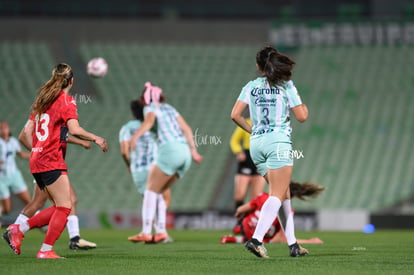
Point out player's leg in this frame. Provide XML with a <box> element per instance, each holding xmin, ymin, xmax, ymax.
<box><xmin>0</xmin><ymin>178</ymin><xmax>12</xmax><ymax>215</ymax></box>
<box><xmin>251</xmin><ymin>166</ymin><xmax>290</xmax><ymax>241</ymax></box>
<box><xmin>14</xmin><ymin>183</ymin><xmax>47</xmax><ymax>226</ymax></box>
<box><xmin>15</xmin><ymin>190</ymin><xmax>31</xmax><ymax>205</ymax></box>
<box><xmin>249</xmin><ymin>175</ymin><xmax>266</xmax><ymax>201</ymax></box>
<box><xmin>142</xmin><ymin>165</ymin><xmax>175</xmax><ymax>235</ymax></box>
<box><xmin>2</xmin><ymin>176</ymin><xmax>55</xmax><ymax>255</ymax></box>
<box><xmin>234</xmin><ymin>174</ymin><xmax>250</xmax><ymax>210</ymax></box>
<box><xmin>67</xmin><ymin>184</ymin><xmax>96</xmax><ymax>250</ymax></box>
<box><xmin>130</xmin><ymin>165</ymin><xmax>175</xmax><ymax>243</ymax></box>
<box><xmin>34</xmin><ymin>173</ymin><xmax>72</xmax><ymax>258</ymax></box>
<box><xmin>281</xmin><ymin>188</ymin><xmax>296</xmax><ymax>245</ymax></box>
<box><xmin>1</xmin><ymin>197</ymin><xmax>11</xmax><ymax>215</ymax></box>
<box><xmin>153</xmin><ymin>188</ymin><xmax>171</xmax><ymax>243</ymax></box>
<box><xmin>245</xmin><ymin>167</ymin><xmax>289</xmax><ymax>258</ymax></box>
<box><xmin>11</xmin><ymin>171</ymin><xmax>31</xmax><ymax>206</ymax></box>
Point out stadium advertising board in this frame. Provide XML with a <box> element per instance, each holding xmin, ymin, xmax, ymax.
<box><xmin>269</xmin><ymin>21</ymin><xmax>414</xmax><ymax>47</ymax></box>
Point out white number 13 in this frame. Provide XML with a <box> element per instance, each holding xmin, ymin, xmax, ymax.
<box><xmin>35</xmin><ymin>113</ymin><xmax>50</xmax><ymax>141</ymax></box>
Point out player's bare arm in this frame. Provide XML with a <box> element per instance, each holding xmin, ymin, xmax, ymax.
<box><xmin>231</xmin><ymin>101</ymin><xmax>252</xmax><ymax>134</ymax></box>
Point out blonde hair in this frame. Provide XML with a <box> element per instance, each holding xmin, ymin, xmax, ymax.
<box><xmin>33</xmin><ymin>63</ymin><xmax>73</xmax><ymax>117</ymax></box>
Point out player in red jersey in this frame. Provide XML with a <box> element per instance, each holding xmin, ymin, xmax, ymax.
<box><xmin>13</xmin><ymin>123</ymin><xmax>97</xmax><ymax>250</ymax></box>
<box><xmin>2</xmin><ymin>63</ymin><xmax>107</xmax><ymax>259</ymax></box>
<box><xmin>220</xmin><ymin>181</ymin><xmax>324</xmax><ymax>245</ymax></box>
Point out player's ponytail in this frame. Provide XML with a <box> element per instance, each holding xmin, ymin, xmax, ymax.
<box><xmin>138</xmin><ymin>82</ymin><xmax>165</xmax><ymax>106</ymax></box>
<box><xmin>33</xmin><ymin>63</ymin><xmax>73</xmax><ymax>117</ymax></box>
<box><xmin>263</xmin><ymin>51</ymin><xmax>295</xmax><ymax>87</ymax></box>
<box><xmin>256</xmin><ymin>46</ymin><xmax>278</xmax><ymax>71</ymax></box>
<box><xmin>289</xmin><ymin>181</ymin><xmax>325</xmax><ymax>201</ymax></box>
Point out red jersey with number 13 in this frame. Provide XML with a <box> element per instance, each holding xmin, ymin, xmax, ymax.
<box><xmin>30</xmin><ymin>91</ymin><xmax>78</xmax><ymax>173</ymax></box>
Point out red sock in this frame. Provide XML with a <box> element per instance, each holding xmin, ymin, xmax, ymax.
<box><xmin>27</xmin><ymin>206</ymin><xmax>56</xmax><ymax>229</ymax></box>
<box><xmin>44</xmin><ymin>207</ymin><xmax>71</xmax><ymax>246</ymax></box>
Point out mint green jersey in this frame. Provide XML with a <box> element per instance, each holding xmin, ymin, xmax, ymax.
<box><xmin>0</xmin><ymin>137</ymin><xmax>22</xmax><ymax>177</ymax></box>
<box><xmin>237</xmin><ymin>77</ymin><xmax>302</xmax><ymax>141</ymax></box>
<box><xmin>144</xmin><ymin>103</ymin><xmax>186</xmax><ymax>145</ymax></box>
<box><xmin>119</xmin><ymin>120</ymin><xmax>157</xmax><ymax>173</ymax></box>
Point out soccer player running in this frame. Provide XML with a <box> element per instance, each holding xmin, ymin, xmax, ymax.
<box><xmin>231</xmin><ymin>46</ymin><xmax>309</xmax><ymax>258</ymax></box>
<box><xmin>2</xmin><ymin>63</ymin><xmax>107</xmax><ymax>259</ymax></box>
<box><xmin>129</xmin><ymin>82</ymin><xmax>203</xmax><ymax>243</ymax></box>
<box><xmin>0</xmin><ymin>121</ymin><xmax>31</xmax><ymax>224</ymax></box>
<box><xmin>120</xmin><ymin>100</ymin><xmax>172</xmax><ymax>243</ymax></box>
<box><xmin>13</xmin><ymin>123</ymin><xmax>97</xmax><ymax>250</ymax></box>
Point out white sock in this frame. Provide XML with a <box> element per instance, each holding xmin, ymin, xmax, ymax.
<box><xmin>155</xmin><ymin>194</ymin><xmax>167</xmax><ymax>234</ymax></box>
<box><xmin>19</xmin><ymin>221</ymin><xmax>30</xmax><ymax>234</ymax></box>
<box><xmin>235</xmin><ymin>236</ymin><xmax>244</xmax><ymax>243</ymax></box>
<box><xmin>66</xmin><ymin>215</ymin><xmax>80</xmax><ymax>239</ymax></box>
<box><xmin>252</xmin><ymin>196</ymin><xmax>281</xmax><ymax>243</ymax></box>
<box><xmin>283</xmin><ymin>199</ymin><xmax>297</xmax><ymax>246</ymax></box>
<box><xmin>142</xmin><ymin>190</ymin><xmax>157</xmax><ymax>235</ymax></box>
<box><xmin>40</xmin><ymin>243</ymin><xmax>53</xmax><ymax>252</ymax></box>
<box><xmin>14</xmin><ymin>214</ymin><xmax>29</xmax><ymax>225</ymax></box>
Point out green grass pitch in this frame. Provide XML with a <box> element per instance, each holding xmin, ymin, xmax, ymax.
<box><xmin>1</xmin><ymin>229</ymin><xmax>414</xmax><ymax>274</ymax></box>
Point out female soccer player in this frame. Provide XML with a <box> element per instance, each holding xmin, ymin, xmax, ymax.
<box><xmin>120</xmin><ymin>100</ymin><xmax>171</xmax><ymax>243</ymax></box>
<box><xmin>129</xmin><ymin>82</ymin><xmax>203</xmax><ymax>243</ymax></box>
<box><xmin>220</xmin><ymin>181</ymin><xmax>324</xmax><ymax>244</ymax></box>
<box><xmin>12</xmin><ymin>124</ymin><xmax>97</xmax><ymax>250</ymax></box>
<box><xmin>0</xmin><ymin>121</ymin><xmax>31</xmax><ymax>222</ymax></box>
<box><xmin>230</xmin><ymin>118</ymin><xmax>265</xmax><ymax>210</ymax></box>
<box><xmin>3</xmin><ymin>63</ymin><xmax>107</xmax><ymax>259</ymax></box>
<box><xmin>231</xmin><ymin>46</ymin><xmax>308</xmax><ymax>258</ymax></box>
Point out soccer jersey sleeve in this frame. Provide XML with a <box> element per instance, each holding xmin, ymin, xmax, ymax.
<box><xmin>285</xmin><ymin>80</ymin><xmax>302</xmax><ymax>108</ymax></box>
<box><xmin>237</xmin><ymin>83</ymin><xmax>251</xmax><ymax>104</ymax></box>
<box><xmin>119</xmin><ymin>125</ymin><xmax>130</xmax><ymax>142</ymax></box>
<box><xmin>61</xmin><ymin>94</ymin><xmax>79</xmax><ymax>122</ymax></box>
<box><xmin>143</xmin><ymin>104</ymin><xmax>156</xmax><ymax>116</ymax></box>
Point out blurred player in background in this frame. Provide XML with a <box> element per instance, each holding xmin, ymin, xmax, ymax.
<box><xmin>0</xmin><ymin>121</ymin><xmax>31</xmax><ymax>225</ymax></box>
<box><xmin>231</xmin><ymin>46</ymin><xmax>309</xmax><ymax>258</ymax></box>
<box><xmin>220</xmin><ymin>181</ymin><xmax>324</xmax><ymax>244</ymax></box>
<box><xmin>13</xmin><ymin>123</ymin><xmax>97</xmax><ymax>250</ymax></box>
<box><xmin>120</xmin><ymin>99</ymin><xmax>172</xmax><ymax>243</ymax></box>
<box><xmin>129</xmin><ymin>82</ymin><xmax>203</xmax><ymax>243</ymax></box>
<box><xmin>3</xmin><ymin>63</ymin><xmax>107</xmax><ymax>259</ymax></box>
<box><xmin>230</xmin><ymin>118</ymin><xmax>265</xmax><ymax>211</ymax></box>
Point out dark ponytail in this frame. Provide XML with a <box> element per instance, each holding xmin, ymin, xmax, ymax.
<box><xmin>289</xmin><ymin>181</ymin><xmax>325</xmax><ymax>201</ymax></box>
<box><xmin>256</xmin><ymin>46</ymin><xmax>278</xmax><ymax>71</ymax></box>
<box><xmin>263</xmin><ymin>51</ymin><xmax>296</xmax><ymax>87</ymax></box>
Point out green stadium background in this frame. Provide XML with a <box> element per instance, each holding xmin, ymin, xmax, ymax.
<box><xmin>1</xmin><ymin>0</ymin><xmax>413</xmax><ymax>229</ymax></box>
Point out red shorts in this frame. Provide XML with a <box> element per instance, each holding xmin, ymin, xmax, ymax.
<box><xmin>32</xmin><ymin>169</ymin><xmax>68</xmax><ymax>190</ymax></box>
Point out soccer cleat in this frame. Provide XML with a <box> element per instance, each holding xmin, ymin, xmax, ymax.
<box><xmin>245</xmin><ymin>239</ymin><xmax>269</xmax><ymax>258</ymax></box>
<box><xmin>69</xmin><ymin>236</ymin><xmax>97</xmax><ymax>250</ymax></box>
<box><xmin>128</xmin><ymin>233</ymin><xmax>152</xmax><ymax>243</ymax></box>
<box><xmin>289</xmin><ymin>242</ymin><xmax>308</xmax><ymax>257</ymax></box>
<box><xmin>153</xmin><ymin>232</ymin><xmax>168</xmax><ymax>243</ymax></box>
<box><xmin>37</xmin><ymin>250</ymin><xmax>65</xmax><ymax>259</ymax></box>
<box><xmin>162</xmin><ymin>235</ymin><xmax>174</xmax><ymax>243</ymax></box>
<box><xmin>220</xmin><ymin>235</ymin><xmax>237</xmax><ymax>244</ymax></box>
<box><xmin>2</xmin><ymin>224</ymin><xmax>24</xmax><ymax>255</ymax></box>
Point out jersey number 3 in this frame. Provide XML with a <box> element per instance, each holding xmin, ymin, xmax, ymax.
<box><xmin>35</xmin><ymin>113</ymin><xmax>50</xmax><ymax>141</ymax></box>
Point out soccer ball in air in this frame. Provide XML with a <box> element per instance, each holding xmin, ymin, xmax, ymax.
<box><xmin>87</xmin><ymin>57</ymin><xmax>108</xmax><ymax>78</ymax></box>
